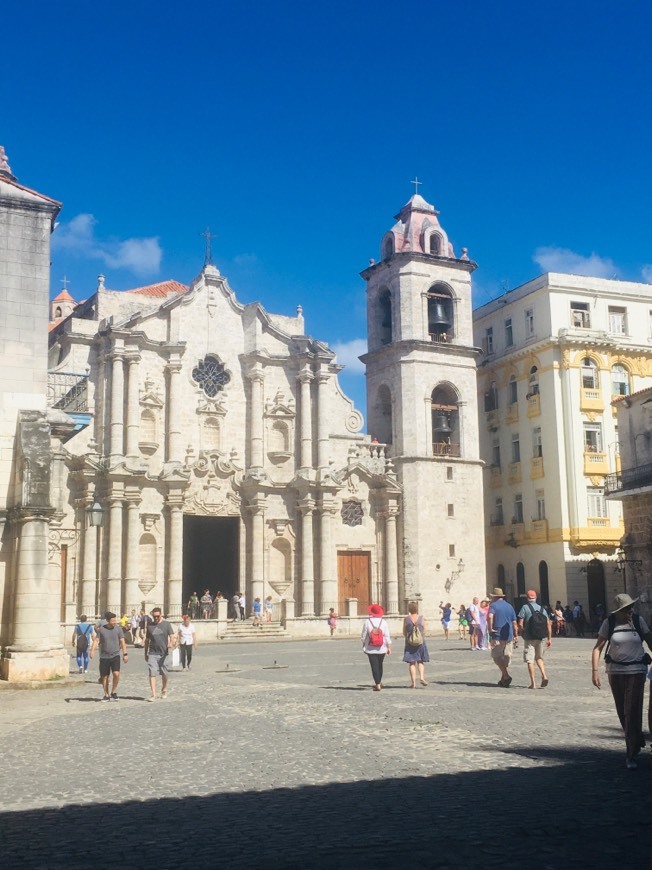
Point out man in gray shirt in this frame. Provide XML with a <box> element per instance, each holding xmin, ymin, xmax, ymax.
<box><xmin>90</xmin><ymin>612</ymin><xmax>128</xmax><ymax>701</ymax></box>
<box><xmin>144</xmin><ymin>607</ymin><xmax>174</xmax><ymax>701</ymax></box>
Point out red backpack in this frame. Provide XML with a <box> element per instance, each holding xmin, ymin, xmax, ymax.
<box><xmin>368</xmin><ymin>619</ymin><xmax>384</xmax><ymax>648</ymax></box>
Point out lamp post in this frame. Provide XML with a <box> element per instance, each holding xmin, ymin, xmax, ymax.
<box><xmin>445</xmin><ymin>558</ymin><xmax>465</xmax><ymax>594</ymax></box>
<box><xmin>87</xmin><ymin>499</ymin><xmax>104</xmax><ymax>528</ymax></box>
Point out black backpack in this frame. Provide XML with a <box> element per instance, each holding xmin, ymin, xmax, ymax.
<box><xmin>524</xmin><ymin>603</ymin><xmax>549</xmax><ymax>640</ymax></box>
<box><xmin>76</xmin><ymin>625</ymin><xmax>91</xmax><ymax>653</ymax></box>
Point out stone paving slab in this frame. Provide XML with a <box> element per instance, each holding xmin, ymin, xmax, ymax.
<box><xmin>0</xmin><ymin>636</ymin><xmax>650</xmax><ymax>868</ymax></box>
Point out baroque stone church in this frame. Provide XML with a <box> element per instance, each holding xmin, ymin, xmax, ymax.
<box><xmin>1</xmin><ymin>148</ymin><xmax>486</xmax><ymax>676</ymax></box>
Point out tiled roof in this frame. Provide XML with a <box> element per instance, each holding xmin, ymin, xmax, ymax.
<box><xmin>48</xmin><ymin>318</ymin><xmax>64</xmax><ymax>332</ymax></box>
<box><xmin>126</xmin><ymin>280</ymin><xmax>187</xmax><ymax>298</ymax></box>
<box><xmin>52</xmin><ymin>288</ymin><xmax>75</xmax><ymax>302</ymax></box>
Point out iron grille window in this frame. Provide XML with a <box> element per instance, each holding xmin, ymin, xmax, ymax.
<box><xmin>192</xmin><ymin>356</ymin><xmax>230</xmax><ymax>398</ymax></box>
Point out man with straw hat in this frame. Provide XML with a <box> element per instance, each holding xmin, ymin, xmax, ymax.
<box><xmin>487</xmin><ymin>587</ymin><xmax>518</xmax><ymax>688</ymax></box>
<box><xmin>592</xmin><ymin>593</ymin><xmax>652</xmax><ymax>770</ymax></box>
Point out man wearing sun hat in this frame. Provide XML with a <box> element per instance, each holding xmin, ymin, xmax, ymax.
<box><xmin>517</xmin><ymin>590</ymin><xmax>552</xmax><ymax>689</ymax></box>
<box><xmin>487</xmin><ymin>588</ymin><xmax>518</xmax><ymax>687</ymax></box>
<box><xmin>592</xmin><ymin>593</ymin><xmax>652</xmax><ymax>769</ymax></box>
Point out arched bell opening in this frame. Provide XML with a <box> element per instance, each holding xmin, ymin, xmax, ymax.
<box><xmin>427</xmin><ymin>283</ymin><xmax>454</xmax><ymax>343</ymax></box>
<box><xmin>431</xmin><ymin>385</ymin><xmax>460</xmax><ymax>457</ymax></box>
<box><xmin>378</xmin><ymin>289</ymin><xmax>392</xmax><ymax>346</ymax></box>
<box><xmin>374</xmin><ymin>384</ymin><xmax>393</xmax><ymax>445</ymax></box>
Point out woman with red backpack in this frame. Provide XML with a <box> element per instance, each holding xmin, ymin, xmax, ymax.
<box><xmin>361</xmin><ymin>604</ymin><xmax>392</xmax><ymax>691</ymax></box>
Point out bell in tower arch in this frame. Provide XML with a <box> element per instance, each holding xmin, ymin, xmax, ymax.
<box><xmin>432</xmin><ymin>411</ymin><xmax>452</xmax><ymax>436</ymax></box>
<box><xmin>428</xmin><ymin>300</ymin><xmax>451</xmax><ymax>334</ymax></box>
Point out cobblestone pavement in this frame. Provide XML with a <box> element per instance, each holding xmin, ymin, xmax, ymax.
<box><xmin>0</xmin><ymin>635</ymin><xmax>650</xmax><ymax>868</ymax></box>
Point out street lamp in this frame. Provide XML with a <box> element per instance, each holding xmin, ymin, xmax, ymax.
<box><xmin>87</xmin><ymin>499</ymin><xmax>104</xmax><ymax>528</ymax></box>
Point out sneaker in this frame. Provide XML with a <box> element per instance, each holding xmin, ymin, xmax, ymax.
<box><xmin>161</xmin><ymin>688</ymin><xmax>168</xmax><ymax>699</ymax></box>
<box><xmin>101</xmin><ymin>695</ymin><xmax>110</xmax><ymax>702</ymax></box>
<box><xmin>147</xmin><ymin>695</ymin><xmax>156</xmax><ymax>702</ymax></box>
<box><xmin>110</xmin><ymin>693</ymin><xmax>119</xmax><ymax>702</ymax></box>
<box><xmin>626</xmin><ymin>759</ymin><xmax>638</xmax><ymax>770</ymax></box>
<box><xmin>78</xmin><ymin>666</ymin><xmax>83</xmax><ymax>674</ymax></box>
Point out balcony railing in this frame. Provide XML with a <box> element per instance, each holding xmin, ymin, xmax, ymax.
<box><xmin>583</xmin><ymin>451</ymin><xmax>609</xmax><ymax>476</ymax></box>
<box><xmin>605</xmin><ymin>462</ymin><xmax>652</xmax><ymax>496</ymax></box>
<box><xmin>432</xmin><ymin>441</ymin><xmax>461</xmax><ymax>457</ymax></box>
<box><xmin>47</xmin><ymin>372</ymin><xmax>89</xmax><ymax>413</ymax></box>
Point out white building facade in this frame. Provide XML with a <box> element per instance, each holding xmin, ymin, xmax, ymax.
<box><xmin>474</xmin><ymin>273</ymin><xmax>652</xmax><ymax>613</ymax></box>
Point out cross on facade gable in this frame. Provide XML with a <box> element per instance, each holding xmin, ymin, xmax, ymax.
<box><xmin>200</xmin><ymin>226</ymin><xmax>218</xmax><ymax>266</ymax></box>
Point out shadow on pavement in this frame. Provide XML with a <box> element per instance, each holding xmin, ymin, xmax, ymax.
<box><xmin>1</xmin><ymin>745</ymin><xmax>650</xmax><ymax>869</ymax></box>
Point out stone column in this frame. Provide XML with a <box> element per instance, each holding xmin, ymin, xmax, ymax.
<box><xmin>106</xmin><ymin>494</ymin><xmax>124</xmax><ymax>611</ymax></box>
<box><xmin>248</xmin><ymin>366</ymin><xmax>265</xmax><ymax>468</ymax></box>
<box><xmin>299</xmin><ymin>496</ymin><xmax>315</xmax><ymax>616</ymax></box>
<box><xmin>166</xmin><ymin>500</ymin><xmax>184</xmax><ymax>617</ymax></box>
<box><xmin>124</xmin><ymin>497</ymin><xmax>141</xmax><ymax>612</ymax></box>
<box><xmin>9</xmin><ymin>510</ymin><xmax>54</xmax><ymax>651</ymax></box>
<box><xmin>125</xmin><ymin>353</ymin><xmax>141</xmax><ymax>460</ymax></box>
<box><xmin>249</xmin><ymin>497</ymin><xmax>265</xmax><ymax>604</ymax></box>
<box><xmin>385</xmin><ymin>507</ymin><xmax>400</xmax><ymax>614</ymax></box>
<box><xmin>319</xmin><ymin>498</ymin><xmax>337</xmax><ymax>614</ymax></box>
<box><xmin>81</xmin><ymin>510</ymin><xmax>98</xmax><ymax>615</ymax></box>
<box><xmin>298</xmin><ymin>367</ymin><xmax>313</xmax><ymax>469</ymax></box>
<box><xmin>316</xmin><ymin>370</ymin><xmax>330</xmax><ymax>468</ymax></box>
<box><xmin>166</xmin><ymin>360</ymin><xmax>183</xmax><ymax>463</ymax></box>
<box><xmin>109</xmin><ymin>351</ymin><xmax>125</xmax><ymax>463</ymax></box>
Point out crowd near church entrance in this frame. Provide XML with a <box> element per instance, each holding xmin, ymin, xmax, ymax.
<box><xmin>337</xmin><ymin>551</ymin><xmax>371</xmax><ymax>615</ymax></box>
<box><xmin>182</xmin><ymin>516</ymin><xmax>240</xmax><ymax>610</ymax></box>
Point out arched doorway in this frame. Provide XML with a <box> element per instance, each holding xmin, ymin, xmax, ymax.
<box><xmin>586</xmin><ymin>559</ymin><xmax>606</xmax><ymax>625</ymax></box>
<box><xmin>538</xmin><ymin>561</ymin><xmax>550</xmax><ymax>606</ymax></box>
<box><xmin>516</xmin><ymin>562</ymin><xmax>525</xmax><ymax>599</ymax></box>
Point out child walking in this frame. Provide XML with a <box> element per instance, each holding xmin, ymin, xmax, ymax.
<box><xmin>328</xmin><ymin>608</ymin><xmax>338</xmax><ymax>636</ymax></box>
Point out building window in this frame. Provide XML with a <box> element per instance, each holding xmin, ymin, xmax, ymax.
<box><xmin>587</xmin><ymin>487</ymin><xmax>607</xmax><ymax>518</ymax></box>
<box><xmin>449</xmin><ymin>543</ymin><xmax>456</xmax><ymax>557</ymax></box>
<box><xmin>532</xmin><ymin>427</ymin><xmax>542</xmax><ymax>457</ymax></box>
<box><xmin>516</xmin><ymin>562</ymin><xmax>526</xmax><ymax>596</ymax></box>
<box><xmin>446</xmin><ymin>466</ymin><xmax>453</xmax><ymax>480</ymax></box>
<box><xmin>611</xmin><ymin>364</ymin><xmax>630</xmax><ymax>396</ymax></box>
<box><xmin>608</xmin><ymin>306</ymin><xmax>627</xmax><ymax>335</ymax></box>
<box><xmin>511</xmin><ymin>433</ymin><xmax>520</xmax><ymax>463</ymax></box>
<box><xmin>485</xmin><ymin>327</ymin><xmax>494</xmax><ymax>355</ymax></box>
<box><xmin>535</xmin><ymin>489</ymin><xmax>546</xmax><ymax>520</ymax></box>
<box><xmin>484</xmin><ymin>382</ymin><xmax>498</xmax><ymax>411</ymax></box>
<box><xmin>378</xmin><ymin>290</ymin><xmax>392</xmax><ymax>345</ymax></box>
<box><xmin>513</xmin><ymin>494</ymin><xmax>524</xmax><ymax>524</ymax></box>
<box><xmin>581</xmin><ymin>358</ymin><xmax>598</xmax><ymax>389</ymax></box>
<box><xmin>508</xmin><ymin>375</ymin><xmax>518</xmax><ymax>405</ymax></box>
<box><xmin>493</xmin><ymin>497</ymin><xmax>504</xmax><ymax>526</ymax></box>
<box><xmin>505</xmin><ymin>318</ymin><xmax>513</xmax><ymax>346</ymax></box>
<box><xmin>432</xmin><ymin>384</ymin><xmax>460</xmax><ymax>457</ymax></box>
<box><xmin>583</xmin><ymin>423</ymin><xmax>603</xmax><ymax>453</ymax></box>
<box><xmin>429</xmin><ymin>234</ymin><xmax>442</xmax><ymax>255</ymax></box>
<box><xmin>382</xmin><ymin>235</ymin><xmax>394</xmax><ymax>259</ymax></box>
<box><xmin>527</xmin><ymin>366</ymin><xmax>539</xmax><ymax>397</ymax></box>
<box><xmin>375</xmin><ymin>384</ymin><xmax>393</xmax><ymax>444</ymax></box>
<box><xmin>192</xmin><ymin>355</ymin><xmax>231</xmax><ymax>398</ymax></box>
<box><xmin>492</xmin><ymin>438</ymin><xmax>501</xmax><ymax>467</ymax></box>
<box><xmin>570</xmin><ymin>301</ymin><xmax>590</xmax><ymax>328</ymax></box>
<box><xmin>341</xmin><ymin>501</ymin><xmax>364</xmax><ymax>527</ymax></box>
<box><xmin>525</xmin><ymin>308</ymin><xmax>534</xmax><ymax>337</ymax></box>
<box><xmin>447</xmin><ymin>504</ymin><xmax>454</xmax><ymax>517</ymax></box>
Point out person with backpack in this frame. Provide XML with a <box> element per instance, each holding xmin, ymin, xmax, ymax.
<box><xmin>71</xmin><ymin>615</ymin><xmax>95</xmax><ymax>674</ymax></box>
<box><xmin>517</xmin><ymin>590</ymin><xmax>552</xmax><ymax>689</ymax></box>
<box><xmin>361</xmin><ymin>603</ymin><xmax>392</xmax><ymax>691</ymax></box>
<box><xmin>403</xmin><ymin>602</ymin><xmax>429</xmax><ymax>687</ymax></box>
<box><xmin>591</xmin><ymin>593</ymin><xmax>652</xmax><ymax>770</ymax></box>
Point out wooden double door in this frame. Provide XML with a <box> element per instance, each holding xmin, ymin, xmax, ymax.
<box><xmin>337</xmin><ymin>551</ymin><xmax>371</xmax><ymax>614</ymax></box>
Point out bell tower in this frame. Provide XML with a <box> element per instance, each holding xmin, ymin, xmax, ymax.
<box><xmin>360</xmin><ymin>190</ymin><xmax>486</xmax><ymax>612</ymax></box>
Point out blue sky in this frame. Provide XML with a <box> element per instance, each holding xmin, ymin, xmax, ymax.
<box><xmin>3</xmin><ymin>0</ymin><xmax>652</xmax><ymax>416</ymax></box>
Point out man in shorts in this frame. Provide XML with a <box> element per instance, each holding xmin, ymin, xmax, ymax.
<box><xmin>90</xmin><ymin>612</ymin><xmax>128</xmax><ymax>701</ymax></box>
<box><xmin>144</xmin><ymin>607</ymin><xmax>174</xmax><ymax>701</ymax></box>
<box><xmin>518</xmin><ymin>589</ymin><xmax>552</xmax><ymax>689</ymax></box>
<box><xmin>487</xmin><ymin>587</ymin><xmax>518</xmax><ymax>688</ymax></box>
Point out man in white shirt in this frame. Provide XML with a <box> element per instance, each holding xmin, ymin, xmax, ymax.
<box><xmin>177</xmin><ymin>613</ymin><xmax>197</xmax><ymax>670</ymax></box>
<box><xmin>468</xmin><ymin>597</ymin><xmax>481</xmax><ymax>649</ymax></box>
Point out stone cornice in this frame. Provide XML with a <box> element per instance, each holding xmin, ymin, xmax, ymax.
<box><xmin>361</xmin><ymin>251</ymin><xmax>477</xmax><ymax>280</ymax></box>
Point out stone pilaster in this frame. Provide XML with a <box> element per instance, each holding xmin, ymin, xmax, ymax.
<box><xmin>248</xmin><ymin>496</ymin><xmax>265</xmax><ymax>604</ymax></box>
<box><xmin>125</xmin><ymin>352</ymin><xmax>141</xmax><ymax>459</ymax></box>
<box><xmin>299</xmin><ymin>496</ymin><xmax>315</xmax><ymax>616</ymax></box>
<box><xmin>166</xmin><ymin>360</ymin><xmax>183</xmax><ymax>463</ymax></box>
<box><xmin>124</xmin><ymin>496</ymin><xmax>141</xmax><ymax>611</ymax></box>
<box><xmin>106</xmin><ymin>493</ymin><xmax>124</xmax><ymax>611</ymax></box>
<box><xmin>80</xmin><ymin>504</ymin><xmax>98</xmax><ymax>615</ymax></box>
<box><xmin>166</xmin><ymin>499</ymin><xmax>183</xmax><ymax>616</ymax></box>
<box><xmin>316</xmin><ymin>369</ymin><xmax>330</xmax><ymax>469</ymax></box>
<box><xmin>385</xmin><ymin>507</ymin><xmax>400</xmax><ymax>614</ymax></box>
<box><xmin>248</xmin><ymin>365</ymin><xmax>265</xmax><ymax>468</ymax></box>
<box><xmin>298</xmin><ymin>366</ymin><xmax>313</xmax><ymax>469</ymax></box>
<box><xmin>109</xmin><ymin>351</ymin><xmax>125</xmax><ymax>463</ymax></box>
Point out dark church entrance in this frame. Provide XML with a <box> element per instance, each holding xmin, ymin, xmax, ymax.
<box><xmin>182</xmin><ymin>516</ymin><xmax>239</xmax><ymax>612</ymax></box>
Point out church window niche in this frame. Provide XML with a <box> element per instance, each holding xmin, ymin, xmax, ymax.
<box><xmin>342</xmin><ymin>500</ymin><xmax>364</xmax><ymax>526</ymax></box>
<box><xmin>54</xmin><ymin>306</ymin><xmax>62</xmax><ymax>318</ymax></box>
<box><xmin>192</xmin><ymin>355</ymin><xmax>230</xmax><ymax>398</ymax></box>
<box><xmin>429</xmin><ymin>233</ymin><xmax>442</xmax><ymax>255</ymax></box>
<box><xmin>378</xmin><ymin>289</ymin><xmax>392</xmax><ymax>345</ymax></box>
<box><xmin>269</xmin><ymin>419</ymin><xmax>290</xmax><ymax>454</ymax></box>
<box><xmin>202</xmin><ymin>416</ymin><xmax>221</xmax><ymax>451</ymax></box>
<box><xmin>375</xmin><ymin>384</ymin><xmax>393</xmax><ymax>444</ymax></box>
<box><xmin>427</xmin><ymin>283</ymin><xmax>454</xmax><ymax>343</ymax></box>
<box><xmin>382</xmin><ymin>234</ymin><xmax>394</xmax><ymax>260</ymax></box>
<box><xmin>139</xmin><ymin>534</ymin><xmax>157</xmax><ymax>597</ymax></box>
<box><xmin>139</xmin><ymin>409</ymin><xmax>158</xmax><ymax>455</ymax></box>
<box><xmin>431</xmin><ymin>384</ymin><xmax>460</xmax><ymax>457</ymax></box>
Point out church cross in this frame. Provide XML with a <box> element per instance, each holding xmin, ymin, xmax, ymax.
<box><xmin>200</xmin><ymin>226</ymin><xmax>218</xmax><ymax>267</ymax></box>
<box><xmin>410</xmin><ymin>177</ymin><xmax>422</xmax><ymax>195</ymax></box>
<box><xmin>61</xmin><ymin>275</ymin><xmax>69</xmax><ymax>291</ymax></box>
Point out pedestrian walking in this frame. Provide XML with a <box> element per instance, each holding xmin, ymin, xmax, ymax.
<box><xmin>403</xmin><ymin>602</ymin><xmax>429</xmax><ymax>687</ymax></box>
<box><xmin>439</xmin><ymin>601</ymin><xmax>452</xmax><ymax>640</ymax></box>
<box><xmin>89</xmin><ymin>612</ymin><xmax>128</xmax><ymax>701</ymax></box>
<box><xmin>144</xmin><ymin>606</ymin><xmax>174</xmax><ymax>701</ymax></box>
<box><xmin>327</xmin><ymin>608</ymin><xmax>338</xmax><ymax>636</ymax></box>
<box><xmin>592</xmin><ymin>593</ymin><xmax>652</xmax><ymax>770</ymax></box>
<box><xmin>177</xmin><ymin>613</ymin><xmax>197</xmax><ymax>670</ymax></box>
<box><xmin>361</xmin><ymin>604</ymin><xmax>391</xmax><ymax>691</ymax></box>
<box><xmin>200</xmin><ymin>590</ymin><xmax>213</xmax><ymax>619</ymax></box>
<box><xmin>517</xmin><ymin>590</ymin><xmax>552</xmax><ymax>689</ymax></box>
<box><xmin>72</xmin><ymin>615</ymin><xmax>94</xmax><ymax>674</ymax></box>
<box><xmin>252</xmin><ymin>597</ymin><xmax>263</xmax><ymax>627</ymax></box>
<box><xmin>238</xmin><ymin>593</ymin><xmax>246</xmax><ymax>621</ymax></box>
<box><xmin>487</xmin><ymin>588</ymin><xmax>518</xmax><ymax>687</ymax></box>
<box><xmin>467</xmin><ymin>597</ymin><xmax>480</xmax><ymax>649</ymax></box>
<box><xmin>187</xmin><ymin>592</ymin><xmax>200</xmax><ymax>620</ymax></box>
<box><xmin>230</xmin><ymin>594</ymin><xmax>240</xmax><ymax>621</ymax></box>
<box><xmin>265</xmin><ymin>595</ymin><xmax>273</xmax><ymax>623</ymax></box>
<box><xmin>457</xmin><ymin>604</ymin><xmax>468</xmax><ymax>639</ymax></box>
<box><xmin>477</xmin><ymin>599</ymin><xmax>489</xmax><ymax>650</ymax></box>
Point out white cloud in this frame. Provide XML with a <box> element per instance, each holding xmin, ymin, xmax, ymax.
<box><xmin>52</xmin><ymin>213</ymin><xmax>162</xmax><ymax>277</ymax></box>
<box><xmin>533</xmin><ymin>246</ymin><xmax>619</xmax><ymax>279</ymax></box>
<box><xmin>332</xmin><ymin>338</ymin><xmax>367</xmax><ymax>374</ymax></box>
<box><xmin>641</xmin><ymin>265</ymin><xmax>652</xmax><ymax>283</ymax></box>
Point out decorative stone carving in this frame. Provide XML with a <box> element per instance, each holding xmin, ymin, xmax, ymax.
<box><xmin>341</xmin><ymin>500</ymin><xmax>364</xmax><ymax>526</ymax></box>
<box><xmin>192</xmin><ymin>355</ymin><xmax>231</xmax><ymax>398</ymax></box>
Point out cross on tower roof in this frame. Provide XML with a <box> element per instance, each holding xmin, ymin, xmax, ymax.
<box><xmin>200</xmin><ymin>226</ymin><xmax>218</xmax><ymax>267</ymax></box>
<box><xmin>61</xmin><ymin>275</ymin><xmax>69</xmax><ymax>290</ymax></box>
<box><xmin>410</xmin><ymin>176</ymin><xmax>422</xmax><ymax>195</ymax></box>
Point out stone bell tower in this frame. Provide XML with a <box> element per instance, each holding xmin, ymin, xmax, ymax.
<box><xmin>360</xmin><ymin>189</ymin><xmax>486</xmax><ymax>613</ymax></box>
